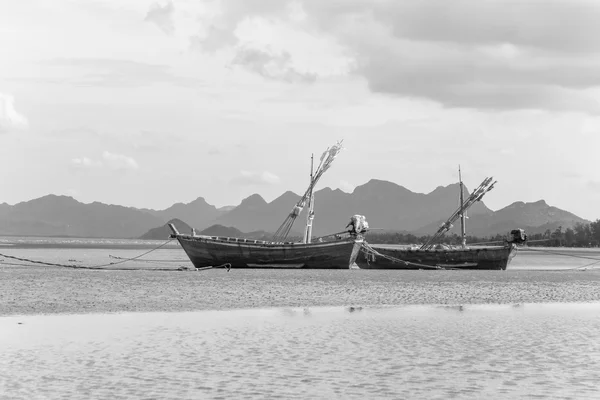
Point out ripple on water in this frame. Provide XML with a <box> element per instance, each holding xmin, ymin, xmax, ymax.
<box><xmin>1</xmin><ymin>303</ymin><xmax>600</xmax><ymax>399</ymax></box>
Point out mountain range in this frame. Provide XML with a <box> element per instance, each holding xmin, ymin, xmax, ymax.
<box><xmin>0</xmin><ymin>179</ymin><xmax>588</xmax><ymax>239</ymax></box>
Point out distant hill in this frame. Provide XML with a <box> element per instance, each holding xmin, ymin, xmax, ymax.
<box><xmin>0</xmin><ymin>195</ymin><xmax>163</xmax><ymax>238</ymax></box>
<box><xmin>0</xmin><ymin>179</ymin><xmax>589</xmax><ymax>239</ymax></box>
<box><xmin>413</xmin><ymin>199</ymin><xmax>587</xmax><ymax>237</ymax></box>
<box><xmin>198</xmin><ymin>224</ymin><xmax>271</xmax><ymax>240</ymax></box>
<box><xmin>214</xmin><ymin>191</ymin><xmax>304</xmax><ymax>235</ymax></box>
<box><xmin>141</xmin><ymin>197</ymin><xmax>227</xmax><ymax>229</ymax></box>
<box><xmin>138</xmin><ymin>222</ymin><xmax>272</xmax><ymax>241</ymax></box>
<box><xmin>139</xmin><ymin>218</ymin><xmax>192</xmax><ymax>240</ymax></box>
<box><xmin>199</xmin><ymin>224</ymin><xmax>244</xmax><ymax>237</ymax></box>
<box><xmin>212</xmin><ymin>179</ymin><xmax>492</xmax><ymax>236</ymax></box>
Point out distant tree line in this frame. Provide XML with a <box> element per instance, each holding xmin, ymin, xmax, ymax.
<box><xmin>524</xmin><ymin>221</ymin><xmax>600</xmax><ymax>247</ymax></box>
<box><xmin>365</xmin><ymin>220</ymin><xmax>600</xmax><ymax>248</ymax></box>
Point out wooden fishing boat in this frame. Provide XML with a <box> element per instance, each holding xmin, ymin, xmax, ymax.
<box><xmin>355</xmin><ymin>168</ymin><xmax>527</xmax><ymax>270</ymax></box>
<box><xmin>356</xmin><ymin>243</ymin><xmax>518</xmax><ymax>270</ymax></box>
<box><xmin>169</xmin><ymin>141</ymin><xmax>365</xmax><ymax>269</ymax></box>
<box><xmin>168</xmin><ymin>229</ymin><xmax>362</xmax><ymax>269</ymax></box>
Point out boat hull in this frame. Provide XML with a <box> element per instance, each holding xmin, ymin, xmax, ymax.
<box><xmin>175</xmin><ymin>235</ymin><xmax>362</xmax><ymax>269</ymax></box>
<box><xmin>356</xmin><ymin>244</ymin><xmax>517</xmax><ymax>270</ymax></box>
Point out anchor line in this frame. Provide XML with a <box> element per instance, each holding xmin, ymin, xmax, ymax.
<box><xmin>0</xmin><ymin>239</ymin><xmax>230</xmax><ymax>271</ymax></box>
<box><xmin>518</xmin><ymin>246</ymin><xmax>600</xmax><ymax>270</ymax></box>
<box><xmin>519</xmin><ymin>247</ymin><xmax>600</xmax><ymax>262</ymax></box>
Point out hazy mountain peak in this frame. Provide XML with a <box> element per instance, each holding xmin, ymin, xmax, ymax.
<box><xmin>507</xmin><ymin>199</ymin><xmax>548</xmax><ymax>209</ymax></box>
<box><xmin>33</xmin><ymin>194</ymin><xmax>79</xmax><ymax>203</ymax></box>
<box><xmin>140</xmin><ymin>218</ymin><xmax>192</xmax><ymax>240</ymax></box>
<box><xmin>239</xmin><ymin>193</ymin><xmax>267</xmax><ymax>207</ymax></box>
<box><xmin>188</xmin><ymin>197</ymin><xmax>210</xmax><ymax>206</ymax></box>
<box><xmin>16</xmin><ymin>194</ymin><xmax>83</xmax><ymax>210</ymax></box>
<box><xmin>531</xmin><ymin>199</ymin><xmax>548</xmax><ymax>206</ymax></box>
<box><xmin>270</xmin><ymin>190</ymin><xmax>300</xmax><ymax>204</ymax></box>
<box><xmin>354</xmin><ymin>179</ymin><xmax>411</xmax><ymax>196</ymax></box>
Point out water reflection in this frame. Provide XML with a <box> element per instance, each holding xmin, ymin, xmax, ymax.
<box><xmin>438</xmin><ymin>304</ymin><xmax>466</xmax><ymax>312</ymax></box>
<box><xmin>281</xmin><ymin>306</ymin><xmax>366</xmax><ymax>317</ymax></box>
<box><xmin>2</xmin><ymin>303</ymin><xmax>600</xmax><ymax>399</ymax></box>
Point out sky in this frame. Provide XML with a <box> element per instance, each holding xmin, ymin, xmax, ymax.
<box><xmin>1</xmin><ymin>0</ymin><xmax>600</xmax><ymax>220</ymax></box>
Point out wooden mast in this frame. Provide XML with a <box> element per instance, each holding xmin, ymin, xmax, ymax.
<box><xmin>303</xmin><ymin>154</ymin><xmax>315</xmax><ymax>244</ymax></box>
<box><xmin>459</xmin><ymin>165</ymin><xmax>466</xmax><ymax>248</ymax></box>
<box><xmin>272</xmin><ymin>140</ymin><xmax>343</xmax><ymax>243</ymax></box>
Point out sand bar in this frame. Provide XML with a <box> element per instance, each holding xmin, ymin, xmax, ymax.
<box><xmin>2</xmin><ymin>266</ymin><xmax>600</xmax><ymax>316</ymax></box>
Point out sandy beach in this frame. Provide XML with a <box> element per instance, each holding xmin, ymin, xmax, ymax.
<box><xmin>2</xmin><ymin>266</ymin><xmax>600</xmax><ymax>316</ymax></box>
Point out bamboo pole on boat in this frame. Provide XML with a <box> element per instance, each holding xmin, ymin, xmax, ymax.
<box><xmin>272</xmin><ymin>141</ymin><xmax>344</xmax><ymax>242</ymax></box>
<box><xmin>421</xmin><ymin>175</ymin><xmax>496</xmax><ymax>250</ymax></box>
<box><xmin>303</xmin><ymin>154</ymin><xmax>315</xmax><ymax>244</ymax></box>
<box><xmin>459</xmin><ymin>166</ymin><xmax>467</xmax><ymax>248</ymax></box>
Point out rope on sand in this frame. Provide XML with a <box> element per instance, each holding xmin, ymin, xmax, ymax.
<box><xmin>0</xmin><ymin>239</ymin><xmax>231</xmax><ymax>272</ymax></box>
<box><xmin>108</xmin><ymin>255</ymin><xmax>188</xmax><ymax>263</ymax></box>
<box><xmin>520</xmin><ymin>247</ymin><xmax>600</xmax><ymax>271</ymax></box>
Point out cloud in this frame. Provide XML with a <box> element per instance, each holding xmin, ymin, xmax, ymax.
<box><xmin>145</xmin><ymin>1</ymin><xmax>175</xmax><ymax>35</ymax></box>
<box><xmin>42</xmin><ymin>58</ymin><xmax>203</xmax><ymax>88</ymax></box>
<box><xmin>191</xmin><ymin>26</ymin><xmax>237</xmax><ymax>53</ymax></box>
<box><xmin>191</xmin><ymin>0</ymin><xmax>600</xmax><ymax>113</ymax></box>
<box><xmin>102</xmin><ymin>151</ymin><xmax>139</xmax><ymax>170</ymax></box>
<box><xmin>232</xmin><ymin>47</ymin><xmax>316</xmax><ymax>83</ymax></box>
<box><xmin>0</xmin><ymin>93</ymin><xmax>28</xmax><ymax>133</ymax></box>
<box><xmin>231</xmin><ymin>170</ymin><xmax>281</xmax><ymax>185</ymax></box>
<box><xmin>70</xmin><ymin>157</ymin><xmax>102</xmax><ymax>169</ymax></box>
<box><xmin>191</xmin><ymin>0</ymin><xmax>290</xmax><ymax>53</ymax></box>
<box><xmin>588</xmin><ymin>181</ymin><xmax>600</xmax><ymax>191</ymax></box>
<box><xmin>70</xmin><ymin>152</ymin><xmax>139</xmax><ymax>171</ymax></box>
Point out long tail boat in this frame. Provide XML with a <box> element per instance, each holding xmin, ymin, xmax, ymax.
<box><xmin>169</xmin><ymin>141</ymin><xmax>365</xmax><ymax>269</ymax></box>
<box><xmin>355</xmin><ymin>168</ymin><xmax>527</xmax><ymax>270</ymax></box>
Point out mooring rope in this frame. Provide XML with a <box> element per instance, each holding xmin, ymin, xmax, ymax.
<box><xmin>519</xmin><ymin>247</ymin><xmax>600</xmax><ymax>262</ymax></box>
<box><xmin>517</xmin><ymin>246</ymin><xmax>600</xmax><ymax>271</ymax></box>
<box><xmin>465</xmin><ymin>238</ymin><xmax>551</xmax><ymax>246</ymax></box>
<box><xmin>0</xmin><ymin>239</ymin><xmax>231</xmax><ymax>272</ymax></box>
<box><xmin>361</xmin><ymin>241</ymin><xmax>458</xmax><ymax>270</ymax></box>
<box><xmin>108</xmin><ymin>255</ymin><xmax>189</xmax><ymax>263</ymax></box>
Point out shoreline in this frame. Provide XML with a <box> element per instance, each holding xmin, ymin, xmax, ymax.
<box><xmin>4</xmin><ymin>301</ymin><xmax>600</xmax><ymax>320</ymax></box>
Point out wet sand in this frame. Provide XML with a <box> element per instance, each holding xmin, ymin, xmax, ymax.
<box><xmin>2</xmin><ymin>266</ymin><xmax>600</xmax><ymax>316</ymax></box>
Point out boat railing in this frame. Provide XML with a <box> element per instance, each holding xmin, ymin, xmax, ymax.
<box><xmin>192</xmin><ymin>235</ymin><xmax>283</xmax><ymax>245</ymax></box>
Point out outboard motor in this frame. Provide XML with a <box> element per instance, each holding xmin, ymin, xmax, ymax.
<box><xmin>346</xmin><ymin>215</ymin><xmax>369</xmax><ymax>235</ymax></box>
<box><xmin>509</xmin><ymin>229</ymin><xmax>527</xmax><ymax>244</ymax></box>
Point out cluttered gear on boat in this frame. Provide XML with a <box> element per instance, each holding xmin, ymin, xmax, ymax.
<box><xmin>346</xmin><ymin>214</ymin><xmax>369</xmax><ymax>235</ymax></box>
<box><xmin>508</xmin><ymin>229</ymin><xmax>528</xmax><ymax>244</ymax></box>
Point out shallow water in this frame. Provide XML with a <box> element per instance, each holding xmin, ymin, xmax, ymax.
<box><xmin>1</xmin><ymin>304</ymin><xmax>599</xmax><ymax>399</ymax></box>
